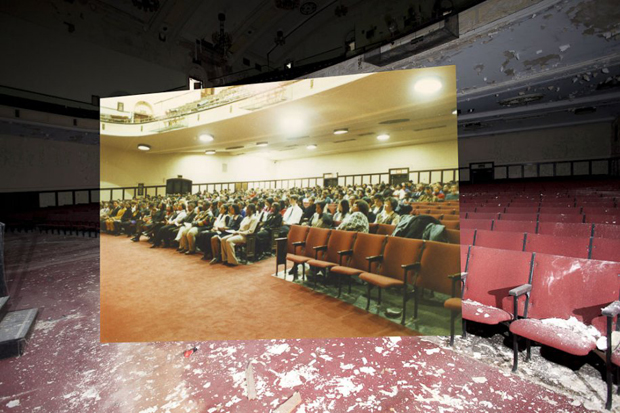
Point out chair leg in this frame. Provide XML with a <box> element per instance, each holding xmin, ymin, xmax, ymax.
<box><xmin>449</xmin><ymin>310</ymin><xmax>456</xmax><ymax>346</ymax></box>
<box><xmin>336</xmin><ymin>271</ymin><xmax>342</xmax><ymax>298</ymax></box>
<box><xmin>401</xmin><ymin>286</ymin><xmax>407</xmax><ymax>325</ymax></box>
<box><xmin>378</xmin><ymin>288</ymin><xmax>382</xmax><ymax>305</ymax></box>
<box><xmin>526</xmin><ymin>339</ymin><xmax>531</xmax><ymax>361</ymax></box>
<box><xmin>348</xmin><ymin>277</ymin><xmax>352</xmax><ymax>294</ymax></box>
<box><xmin>512</xmin><ymin>333</ymin><xmax>519</xmax><ymax>372</ymax></box>
<box><xmin>413</xmin><ymin>287</ymin><xmax>419</xmax><ymax>319</ymax></box>
<box><xmin>462</xmin><ymin>319</ymin><xmax>467</xmax><ymax>338</ymax></box>
<box><xmin>365</xmin><ymin>284</ymin><xmax>372</xmax><ymax>311</ymax></box>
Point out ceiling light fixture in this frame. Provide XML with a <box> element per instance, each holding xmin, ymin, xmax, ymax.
<box><xmin>199</xmin><ymin>134</ymin><xmax>214</xmax><ymax>142</ymax></box>
<box><xmin>137</xmin><ymin>144</ymin><xmax>151</xmax><ymax>151</ymax></box>
<box><xmin>205</xmin><ymin>150</ymin><xmax>216</xmax><ymax>155</ymax></box>
<box><xmin>256</xmin><ymin>142</ymin><xmax>269</xmax><ymax>147</ymax></box>
<box><xmin>376</xmin><ymin>134</ymin><xmax>390</xmax><ymax>141</ymax></box>
<box><xmin>414</xmin><ymin>77</ymin><xmax>443</xmax><ymax>94</ymax></box>
<box><xmin>307</xmin><ymin>144</ymin><xmax>317</xmax><ymax>150</ymax></box>
<box><xmin>333</xmin><ymin>128</ymin><xmax>348</xmax><ymax>135</ymax></box>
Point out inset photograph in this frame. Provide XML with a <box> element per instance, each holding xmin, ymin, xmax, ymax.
<box><xmin>99</xmin><ymin>66</ymin><xmax>460</xmax><ymax>342</ymax></box>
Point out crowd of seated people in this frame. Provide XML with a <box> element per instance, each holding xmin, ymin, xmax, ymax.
<box><xmin>98</xmin><ymin>181</ymin><xmax>459</xmax><ymax>265</ymax></box>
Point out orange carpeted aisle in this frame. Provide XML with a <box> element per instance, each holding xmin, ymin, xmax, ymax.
<box><xmin>100</xmin><ymin>235</ymin><xmax>417</xmax><ymax>342</ymax></box>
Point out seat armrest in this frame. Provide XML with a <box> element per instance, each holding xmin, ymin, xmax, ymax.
<box><xmin>401</xmin><ymin>262</ymin><xmax>420</xmax><ymax>271</ymax></box>
<box><xmin>366</xmin><ymin>255</ymin><xmax>384</xmax><ymax>262</ymax></box>
<box><xmin>337</xmin><ymin>249</ymin><xmax>353</xmax><ymax>256</ymax></box>
<box><xmin>275</xmin><ymin>237</ymin><xmax>287</xmax><ymax>242</ymax></box>
<box><xmin>313</xmin><ymin>245</ymin><xmax>328</xmax><ymax>251</ymax></box>
<box><xmin>292</xmin><ymin>241</ymin><xmax>306</xmax><ymax>246</ymax></box>
<box><xmin>509</xmin><ymin>284</ymin><xmax>532</xmax><ymax>297</ymax></box>
<box><xmin>602</xmin><ymin>301</ymin><xmax>620</xmax><ymax>318</ymax></box>
<box><xmin>448</xmin><ymin>272</ymin><xmax>467</xmax><ymax>280</ymax></box>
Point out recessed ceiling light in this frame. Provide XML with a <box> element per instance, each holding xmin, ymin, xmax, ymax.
<box><xmin>137</xmin><ymin>144</ymin><xmax>151</xmax><ymax>151</ymax></box>
<box><xmin>377</xmin><ymin>134</ymin><xmax>390</xmax><ymax>141</ymax></box>
<box><xmin>333</xmin><ymin>128</ymin><xmax>348</xmax><ymax>135</ymax></box>
<box><xmin>205</xmin><ymin>150</ymin><xmax>216</xmax><ymax>155</ymax></box>
<box><xmin>256</xmin><ymin>142</ymin><xmax>269</xmax><ymax>147</ymax></box>
<box><xmin>199</xmin><ymin>134</ymin><xmax>214</xmax><ymax>142</ymax></box>
<box><xmin>452</xmin><ymin>109</ymin><xmax>458</xmax><ymax>115</ymax></box>
<box><xmin>307</xmin><ymin>144</ymin><xmax>317</xmax><ymax>150</ymax></box>
<box><xmin>414</xmin><ymin>77</ymin><xmax>443</xmax><ymax>94</ymax></box>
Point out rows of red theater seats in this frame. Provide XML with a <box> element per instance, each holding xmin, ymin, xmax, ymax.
<box><xmin>0</xmin><ymin>204</ymin><xmax>99</xmax><ymax>235</ymax></box>
<box><xmin>453</xmin><ymin>181</ymin><xmax>620</xmax><ymax>409</ymax></box>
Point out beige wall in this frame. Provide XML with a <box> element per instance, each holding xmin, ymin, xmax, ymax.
<box><xmin>101</xmin><ymin>139</ymin><xmax>458</xmax><ymax>189</ymax></box>
<box><xmin>274</xmin><ymin>140</ymin><xmax>458</xmax><ymax>179</ymax></box>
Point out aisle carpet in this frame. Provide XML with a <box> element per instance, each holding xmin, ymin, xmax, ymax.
<box><xmin>100</xmin><ymin>234</ymin><xmax>417</xmax><ymax>342</ymax></box>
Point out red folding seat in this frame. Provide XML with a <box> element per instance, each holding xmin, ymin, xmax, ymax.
<box><xmin>285</xmin><ymin>227</ymin><xmax>331</xmax><ymax>280</ymax></box>
<box><xmin>275</xmin><ymin>225</ymin><xmax>309</xmax><ymax>276</ymax></box>
<box><xmin>538</xmin><ymin>213</ymin><xmax>585</xmax><ymax>223</ymax></box>
<box><xmin>537</xmin><ymin>222</ymin><xmax>593</xmax><ymax>238</ymax></box>
<box><xmin>539</xmin><ymin>201</ymin><xmax>575</xmax><ymax>208</ymax></box>
<box><xmin>359</xmin><ymin>237</ymin><xmax>425</xmax><ymax>324</ymax></box>
<box><xmin>501</xmin><ymin>213</ymin><xmax>539</xmax><ymax>221</ymax></box>
<box><xmin>466</xmin><ymin>212</ymin><xmax>501</xmax><ymax>220</ymax></box>
<box><xmin>493</xmin><ymin>220</ymin><xmax>537</xmax><ymax>233</ymax></box>
<box><xmin>306</xmin><ymin>229</ymin><xmax>357</xmax><ymax>294</ymax></box>
<box><xmin>590</xmin><ymin>238</ymin><xmax>620</xmax><ymax>262</ymax></box>
<box><xmin>441</xmin><ymin>214</ymin><xmax>459</xmax><ymax>221</ymax></box>
<box><xmin>459</xmin><ymin>219</ymin><xmax>493</xmax><ymax>230</ymax></box>
<box><xmin>580</xmin><ymin>201</ymin><xmax>616</xmax><ymax>208</ymax></box>
<box><xmin>475</xmin><ymin>206</ymin><xmax>505</xmax><ymax>213</ymax></box>
<box><xmin>446</xmin><ymin>247</ymin><xmax>534</xmax><ymax>345</ymax></box>
<box><xmin>376</xmin><ymin>224</ymin><xmax>396</xmax><ymax>236</ymax></box>
<box><xmin>330</xmin><ymin>233</ymin><xmax>387</xmax><ymax>289</ymax></box>
<box><xmin>412</xmin><ymin>241</ymin><xmax>462</xmax><ymax>336</ymax></box>
<box><xmin>509</xmin><ymin>254</ymin><xmax>620</xmax><ymax>382</ymax></box>
<box><xmin>459</xmin><ymin>228</ymin><xmax>476</xmax><ymax>246</ymax></box>
<box><xmin>538</xmin><ymin>207</ymin><xmax>581</xmax><ymax>215</ymax></box>
<box><xmin>474</xmin><ymin>229</ymin><xmax>525</xmax><ymax>251</ymax></box>
<box><xmin>586</xmin><ymin>214</ymin><xmax>620</xmax><ymax>225</ymax></box>
<box><xmin>524</xmin><ymin>233</ymin><xmax>590</xmax><ymax>259</ymax></box>
<box><xmin>445</xmin><ymin>229</ymin><xmax>460</xmax><ymax>244</ymax></box>
<box><xmin>368</xmin><ymin>223</ymin><xmax>379</xmax><ymax>234</ymax></box>
<box><xmin>581</xmin><ymin>207</ymin><xmax>617</xmax><ymax>215</ymax></box>
<box><xmin>504</xmin><ymin>206</ymin><xmax>539</xmax><ymax>214</ymax></box>
<box><xmin>593</xmin><ymin>223</ymin><xmax>620</xmax><ymax>240</ymax></box>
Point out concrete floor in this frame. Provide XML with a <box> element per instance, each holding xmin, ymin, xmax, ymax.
<box><xmin>0</xmin><ymin>232</ymin><xmax>613</xmax><ymax>412</ymax></box>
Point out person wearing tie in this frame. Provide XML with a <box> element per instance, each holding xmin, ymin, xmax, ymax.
<box><xmin>279</xmin><ymin>195</ymin><xmax>303</xmax><ymax>236</ymax></box>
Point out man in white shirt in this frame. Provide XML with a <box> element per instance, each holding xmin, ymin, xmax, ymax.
<box><xmin>283</xmin><ymin>195</ymin><xmax>303</xmax><ymax>226</ymax></box>
<box><xmin>214</xmin><ymin>204</ymin><xmax>260</xmax><ymax>266</ymax></box>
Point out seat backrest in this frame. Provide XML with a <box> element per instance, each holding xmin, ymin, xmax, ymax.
<box><xmin>593</xmin><ymin>223</ymin><xmax>620</xmax><ymax>240</ymax></box>
<box><xmin>501</xmin><ymin>213</ymin><xmax>539</xmax><ymax>222</ymax></box>
<box><xmin>459</xmin><ymin>219</ymin><xmax>492</xmax><ymax>230</ymax></box>
<box><xmin>376</xmin><ymin>224</ymin><xmax>396</xmax><ymax>236</ymax></box>
<box><xmin>590</xmin><ymin>238</ymin><xmax>620</xmax><ymax>262</ymax></box>
<box><xmin>323</xmin><ymin>230</ymin><xmax>357</xmax><ymax>264</ymax></box>
<box><xmin>445</xmin><ymin>229</ymin><xmax>460</xmax><ymax>244</ymax></box>
<box><xmin>524</xmin><ymin>233</ymin><xmax>590</xmax><ymax>259</ymax></box>
<box><xmin>287</xmin><ymin>225</ymin><xmax>310</xmax><ymax>254</ymax></box>
<box><xmin>302</xmin><ymin>228</ymin><xmax>332</xmax><ymax>259</ymax></box>
<box><xmin>493</xmin><ymin>220</ymin><xmax>537</xmax><ymax>233</ymax></box>
<box><xmin>537</xmin><ymin>222</ymin><xmax>593</xmax><ymax>238</ymax></box>
<box><xmin>527</xmin><ymin>253</ymin><xmax>620</xmax><ymax>334</ymax></box>
<box><xmin>504</xmin><ymin>206</ymin><xmax>539</xmax><ymax>214</ymax></box>
<box><xmin>417</xmin><ymin>241</ymin><xmax>461</xmax><ymax>296</ymax></box>
<box><xmin>538</xmin><ymin>213</ymin><xmax>584</xmax><ymax>223</ymax></box>
<box><xmin>466</xmin><ymin>212</ymin><xmax>501</xmax><ymax>220</ymax></box>
<box><xmin>582</xmin><ymin>206</ymin><xmax>616</xmax><ymax>214</ymax></box>
<box><xmin>538</xmin><ymin>207</ymin><xmax>581</xmax><ymax>215</ymax></box>
<box><xmin>348</xmin><ymin>233</ymin><xmax>387</xmax><ymax>272</ymax></box>
<box><xmin>586</xmin><ymin>214</ymin><xmax>620</xmax><ymax>225</ymax></box>
<box><xmin>441</xmin><ymin>220</ymin><xmax>460</xmax><ymax>230</ymax></box>
<box><xmin>368</xmin><ymin>223</ymin><xmax>379</xmax><ymax>234</ymax></box>
<box><xmin>441</xmin><ymin>214</ymin><xmax>459</xmax><ymax>221</ymax></box>
<box><xmin>464</xmin><ymin>247</ymin><xmax>533</xmax><ymax>316</ymax></box>
<box><xmin>474</xmin><ymin>229</ymin><xmax>524</xmax><ymax>251</ymax></box>
<box><xmin>378</xmin><ymin>237</ymin><xmax>424</xmax><ymax>282</ymax></box>
<box><xmin>459</xmin><ymin>228</ymin><xmax>476</xmax><ymax>245</ymax></box>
